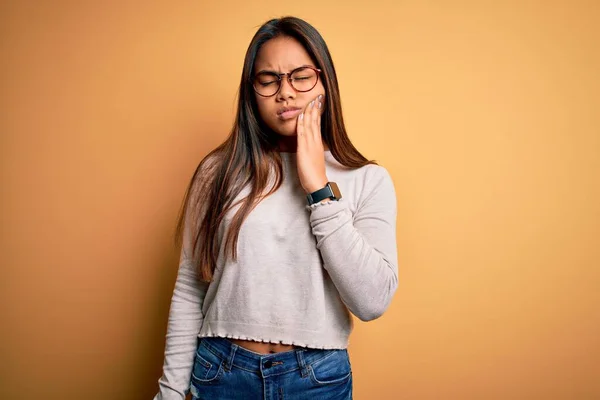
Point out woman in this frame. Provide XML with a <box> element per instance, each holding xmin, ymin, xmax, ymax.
<box><xmin>154</xmin><ymin>16</ymin><xmax>398</xmax><ymax>400</ymax></box>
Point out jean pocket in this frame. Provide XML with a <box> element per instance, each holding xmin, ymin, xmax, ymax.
<box><xmin>191</xmin><ymin>341</ymin><xmax>224</xmax><ymax>384</ymax></box>
<box><xmin>308</xmin><ymin>349</ymin><xmax>352</xmax><ymax>386</ymax></box>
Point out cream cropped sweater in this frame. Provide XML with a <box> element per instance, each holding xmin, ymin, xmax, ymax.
<box><xmin>154</xmin><ymin>150</ymin><xmax>398</xmax><ymax>400</ymax></box>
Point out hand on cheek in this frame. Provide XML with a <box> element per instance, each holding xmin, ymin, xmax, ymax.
<box><xmin>296</xmin><ymin>94</ymin><xmax>328</xmax><ymax>194</ymax></box>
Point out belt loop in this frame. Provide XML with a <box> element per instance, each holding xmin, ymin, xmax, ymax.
<box><xmin>224</xmin><ymin>341</ymin><xmax>237</xmax><ymax>372</ymax></box>
<box><xmin>295</xmin><ymin>349</ymin><xmax>309</xmax><ymax>378</ymax></box>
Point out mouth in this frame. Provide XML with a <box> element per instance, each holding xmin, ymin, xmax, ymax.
<box><xmin>277</xmin><ymin>107</ymin><xmax>302</xmax><ymax>121</ymax></box>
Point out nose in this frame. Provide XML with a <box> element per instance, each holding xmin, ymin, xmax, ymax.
<box><xmin>276</xmin><ymin>76</ymin><xmax>296</xmax><ymax>101</ymax></box>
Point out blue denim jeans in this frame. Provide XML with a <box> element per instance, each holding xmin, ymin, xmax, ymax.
<box><xmin>190</xmin><ymin>336</ymin><xmax>353</xmax><ymax>400</ymax></box>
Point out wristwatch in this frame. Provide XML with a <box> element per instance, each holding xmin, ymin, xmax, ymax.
<box><xmin>306</xmin><ymin>182</ymin><xmax>342</xmax><ymax>205</ymax></box>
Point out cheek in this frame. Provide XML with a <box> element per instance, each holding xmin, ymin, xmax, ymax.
<box><xmin>255</xmin><ymin>99</ymin><xmax>282</xmax><ymax>131</ymax></box>
<box><xmin>317</xmin><ymin>81</ymin><xmax>326</xmax><ymax>92</ymax></box>
<box><xmin>315</xmin><ymin>80</ymin><xmax>326</xmax><ymax>96</ymax></box>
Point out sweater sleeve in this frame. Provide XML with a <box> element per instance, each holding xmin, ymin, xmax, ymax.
<box><xmin>153</xmin><ymin>200</ymin><xmax>210</xmax><ymax>400</ymax></box>
<box><xmin>306</xmin><ymin>166</ymin><xmax>398</xmax><ymax>321</ymax></box>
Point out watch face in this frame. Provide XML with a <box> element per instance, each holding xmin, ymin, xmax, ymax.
<box><xmin>329</xmin><ymin>182</ymin><xmax>342</xmax><ymax>199</ymax></box>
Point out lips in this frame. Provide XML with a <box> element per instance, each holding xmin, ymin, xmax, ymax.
<box><xmin>277</xmin><ymin>107</ymin><xmax>302</xmax><ymax>121</ymax></box>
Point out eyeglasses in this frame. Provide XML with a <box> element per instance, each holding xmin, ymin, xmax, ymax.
<box><xmin>252</xmin><ymin>66</ymin><xmax>322</xmax><ymax>97</ymax></box>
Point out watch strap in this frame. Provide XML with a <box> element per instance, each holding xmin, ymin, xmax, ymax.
<box><xmin>306</xmin><ymin>182</ymin><xmax>342</xmax><ymax>205</ymax></box>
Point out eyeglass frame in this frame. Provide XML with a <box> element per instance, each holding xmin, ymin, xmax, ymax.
<box><xmin>251</xmin><ymin>65</ymin><xmax>323</xmax><ymax>97</ymax></box>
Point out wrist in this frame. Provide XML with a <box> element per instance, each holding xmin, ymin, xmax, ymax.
<box><xmin>306</xmin><ymin>181</ymin><xmax>342</xmax><ymax>206</ymax></box>
<box><xmin>305</xmin><ymin>178</ymin><xmax>329</xmax><ymax>195</ymax></box>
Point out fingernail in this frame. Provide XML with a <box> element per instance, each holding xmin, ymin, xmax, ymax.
<box><xmin>318</xmin><ymin>101</ymin><xmax>322</xmax><ymax>109</ymax></box>
<box><xmin>299</xmin><ymin>113</ymin><xmax>304</xmax><ymax>120</ymax></box>
<box><xmin>318</xmin><ymin>94</ymin><xmax>323</xmax><ymax>100</ymax></box>
<box><xmin>310</xmin><ymin>100</ymin><xmax>315</xmax><ymax>107</ymax></box>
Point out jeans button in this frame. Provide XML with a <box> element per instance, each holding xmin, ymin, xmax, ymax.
<box><xmin>264</xmin><ymin>360</ymin><xmax>273</xmax><ymax>369</ymax></box>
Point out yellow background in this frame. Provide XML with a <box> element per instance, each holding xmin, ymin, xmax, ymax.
<box><xmin>1</xmin><ymin>1</ymin><xmax>598</xmax><ymax>399</ymax></box>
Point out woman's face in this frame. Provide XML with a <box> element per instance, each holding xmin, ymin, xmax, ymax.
<box><xmin>253</xmin><ymin>36</ymin><xmax>326</xmax><ymax>142</ymax></box>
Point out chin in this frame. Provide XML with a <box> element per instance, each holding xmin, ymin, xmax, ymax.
<box><xmin>271</xmin><ymin>125</ymin><xmax>297</xmax><ymax>137</ymax></box>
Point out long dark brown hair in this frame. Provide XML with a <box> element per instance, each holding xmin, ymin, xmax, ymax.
<box><xmin>175</xmin><ymin>16</ymin><xmax>378</xmax><ymax>282</ymax></box>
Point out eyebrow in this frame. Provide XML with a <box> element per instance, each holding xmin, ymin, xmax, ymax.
<box><xmin>255</xmin><ymin>64</ymin><xmax>315</xmax><ymax>75</ymax></box>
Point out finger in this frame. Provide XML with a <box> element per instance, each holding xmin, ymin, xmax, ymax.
<box><xmin>315</xmin><ymin>95</ymin><xmax>323</xmax><ymax>140</ymax></box>
<box><xmin>297</xmin><ymin>100</ymin><xmax>312</xmax><ymax>151</ymax></box>
<box><xmin>311</xmin><ymin>96</ymin><xmax>321</xmax><ymax>142</ymax></box>
<box><xmin>301</xmin><ymin>100</ymin><xmax>313</xmax><ymax>139</ymax></box>
<box><xmin>306</xmin><ymin>99</ymin><xmax>314</xmax><ymax>141</ymax></box>
<box><xmin>296</xmin><ymin>111</ymin><xmax>305</xmax><ymax>138</ymax></box>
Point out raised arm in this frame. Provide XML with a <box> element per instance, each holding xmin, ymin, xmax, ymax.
<box><xmin>307</xmin><ymin>166</ymin><xmax>398</xmax><ymax>321</ymax></box>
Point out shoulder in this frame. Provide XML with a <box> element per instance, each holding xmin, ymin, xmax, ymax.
<box><xmin>355</xmin><ymin>163</ymin><xmax>395</xmax><ymax>191</ymax></box>
<box><xmin>354</xmin><ymin>163</ymin><xmax>397</xmax><ymax>212</ymax></box>
<box><xmin>360</xmin><ymin>163</ymin><xmax>393</xmax><ymax>181</ymax></box>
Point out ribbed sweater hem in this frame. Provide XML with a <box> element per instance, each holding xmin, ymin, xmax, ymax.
<box><xmin>198</xmin><ymin>320</ymin><xmax>350</xmax><ymax>350</ymax></box>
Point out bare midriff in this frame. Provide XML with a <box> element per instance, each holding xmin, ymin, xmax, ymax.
<box><xmin>230</xmin><ymin>338</ymin><xmax>301</xmax><ymax>354</ymax></box>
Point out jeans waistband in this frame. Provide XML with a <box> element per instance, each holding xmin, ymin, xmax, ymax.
<box><xmin>198</xmin><ymin>336</ymin><xmax>344</xmax><ymax>378</ymax></box>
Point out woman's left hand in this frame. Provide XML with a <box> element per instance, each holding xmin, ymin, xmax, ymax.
<box><xmin>296</xmin><ymin>94</ymin><xmax>328</xmax><ymax>194</ymax></box>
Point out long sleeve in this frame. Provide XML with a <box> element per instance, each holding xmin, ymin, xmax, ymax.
<box><xmin>306</xmin><ymin>166</ymin><xmax>398</xmax><ymax>321</ymax></box>
<box><xmin>153</xmin><ymin>202</ymin><xmax>209</xmax><ymax>400</ymax></box>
